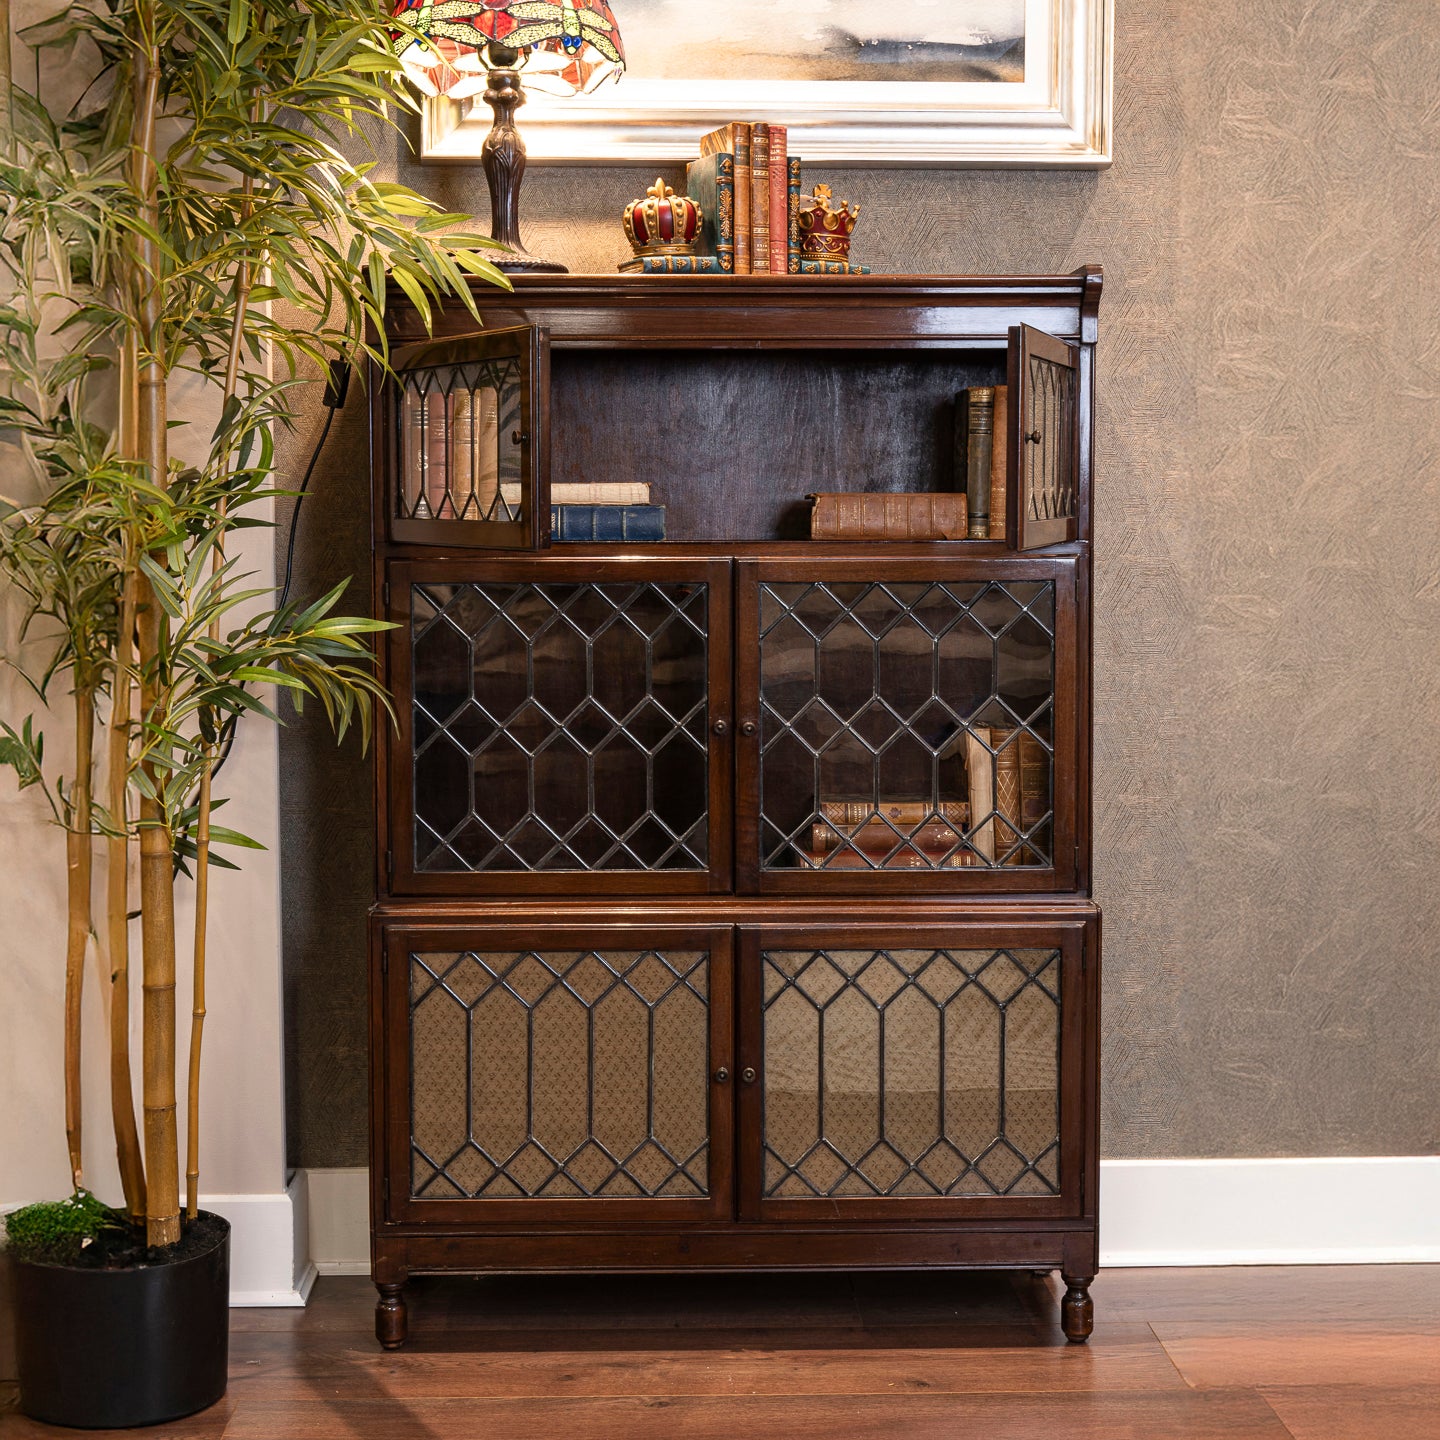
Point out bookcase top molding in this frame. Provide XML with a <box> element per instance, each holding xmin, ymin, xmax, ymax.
<box><xmin>384</xmin><ymin>266</ymin><xmax>1104</xmax><ymax>350</ymax></box>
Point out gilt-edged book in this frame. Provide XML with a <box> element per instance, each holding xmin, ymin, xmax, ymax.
<box><xmin>809</xmin><ymin>492</ymin><xmax>970</xmax><ymax>541</ymax></box>
<box><xmin>684</xmin><ymin>151</ymin><xmax>735</xmax><ymax>274</ymax></box>
<box><xmin>552</xmin><ymin>504</ymin><xmax>666</xmax><ymax>542</ymax></box>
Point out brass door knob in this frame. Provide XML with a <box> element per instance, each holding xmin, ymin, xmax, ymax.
<box><xmin>739</xmin><ymin>720</ymin><xmax>758</xmax><ymax>737</ymax></box>
<box><xmin>714</xmin><ymin>1067</ymin><xmax>730</xmax><ymax>1084</ymax></box>
<box><xmin>740</xmin><ymin>1067</ymin><xmax>757</xmax><ymax>1084</ymax></box>
<box><xmin>1024</xmin><ymin>428</ymin><xmax>1043</xmax><ymax>444</ymax></box>
<box><xmin>712</xmin><ymin>718</ymin><xmax>728</xmax><ymax>736</ymax></box>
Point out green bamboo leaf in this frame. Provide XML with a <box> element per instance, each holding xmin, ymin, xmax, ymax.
<box><xmin>226</xmin><ymin>0</ymin><xmax>249</xmax><ymax>45</ymax></box>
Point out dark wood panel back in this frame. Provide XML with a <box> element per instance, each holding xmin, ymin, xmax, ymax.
<box><xmin>549</xmin><ymin>350</ymin><xmax>1005</xmax><ymax>543</ymax></box>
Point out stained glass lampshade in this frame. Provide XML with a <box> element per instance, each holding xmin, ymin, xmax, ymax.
<box><xmin>392</xmin><ymin>0</ymin><xmax>626</xmax><ymax>100</ymax></box>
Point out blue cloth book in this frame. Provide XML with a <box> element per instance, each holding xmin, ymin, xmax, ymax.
<box><xmin>552</xmin><ymin>504</ymin><xmax>666</xmax><ymax>541</ymax></box>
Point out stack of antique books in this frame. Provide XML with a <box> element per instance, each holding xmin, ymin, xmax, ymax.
<box><xmin>626</xmin><ymin>121</ymin><xmax>869</xmax><ymax>275</ymax></box>
<box><xmin>523</xmin><ymin>482</ymin><xmax>664</xmax><ymax>541</ymax></box>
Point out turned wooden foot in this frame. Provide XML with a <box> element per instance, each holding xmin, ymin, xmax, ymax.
<box><xmin>376</xmin><ymin>1282</ymin><xmax>408</xmax><ymax>1349</ymax></box>
<box><xmin>1061</xmin><ymin>1274</ymin><xmax>1094</xmax><ymax>1343</ymax></box>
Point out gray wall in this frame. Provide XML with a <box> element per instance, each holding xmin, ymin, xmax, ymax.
<box><xmin>279</xmin><ymin>0</ymin><xmax>1440</xmax><ymax>1167</ymax></box>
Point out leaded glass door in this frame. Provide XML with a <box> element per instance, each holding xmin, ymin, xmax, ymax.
<box><xmin>736</xmin><ymin>557</ymin><xmax>1080</xmax><ymax>894</ymax></box>
<box><xmin>1007</xmin><ymin>324</ymin><xmax>1081</xmax><ymax>551</ymax></box>
<box><xmin>388</xmin><ymin>557</ymin><xmax>733</xmax><ymax>895</ymax></box>
<box><xmin>386</xmin><ymin>925</ymin><xmax>734</xmax><ymax>1225</ymax></box>
<box><xmin>387</xmin><ymin>326</ymin><xmax>550</xmax><ymax>549</ymax></box>
<box><xmin>737</xmin><ymin>921</ymin><xmax>1090</xmax><ymax>1222</ymax></box>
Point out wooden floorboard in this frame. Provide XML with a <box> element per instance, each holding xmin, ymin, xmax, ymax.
<box><xmin>218</xmin><ymin>1391</ymin><xmax>1297</xmax><ymax>1440</ymax></box>
<box><xmin>3</xmin><ymin>1267</ymin><xmax>1438</xmax><ymax>1439</ymax></box>
<box><xmin>1258</xmin><ymin>1384</ymin><xmax>1440</xmax><ymax>1440</ymax></box>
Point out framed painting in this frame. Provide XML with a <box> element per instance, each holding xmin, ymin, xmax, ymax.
<box><xmin>420</xmin><ymin>0</ymin><xmax>1112</xmax><ymax>167</ymax></box>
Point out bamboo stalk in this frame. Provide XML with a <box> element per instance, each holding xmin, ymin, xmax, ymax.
<box><xmin>108</xmin><ymin>566</ymin><xmax>146</xmax><ymax>1220</ymax></box>
<box><xmin>63</xmin><ymin>684</ymin><xmax>94</xmax><ymax>1193</ymax></box>
<box><xmin>0</xmin><ymin>0</ymin><xmax>13</xmax><ymax>162</ymax></box>
<box><xmin>130</xmin><ymin>24</ymin><xmax>181</xmax><ymax>1250</ymax></box>
<box><xmin>185</xmin><ymin>757</ymin><xmax>210</xmax><ymax>1219</ymax></box>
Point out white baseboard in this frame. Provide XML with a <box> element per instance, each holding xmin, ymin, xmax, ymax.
<box><xmin>205</xmin><ymin>1176</ymin><xmax>311</xmax><ymax>1306</ymax></box>
<box><xmin>1099</xmin><ymin>1156</ymin><xmax>1440</xmax><ymax>1266</ymax></box>
<box><xmin>299</xmin><ymin>1166</ymin><xmax>370</xmax><ymax>1277</ymax></box>
<box><xmin>298</xmin><ymin>1156</ymin><xmax>1440</xmax><ymax>1278</ymax></box>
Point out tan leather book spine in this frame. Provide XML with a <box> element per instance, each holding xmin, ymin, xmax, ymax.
<box><xmin>819</xmin><ymin>800</ymin><xmax>970</xmax><ymax>828</ymax></box>
<box><xmin>965</xmin><ymin>727</ymin><xmax>995</xmax><ymax>864</ymax></box>
<box><xmin>750</xmin><ymin>122</ymin><xmax>771</xmax><ymax>273</ymax></box>
<box><xmin>703</xmin><ymin>124</ymin><xmax>752</xmax><ymax>272</ymax></box>
<box><xmin>961</xmin><ymin>386</ymin><xmax>996</xmax><ymax>539</ymax></box>
<box><xmin>808</xmin><ymin>493</ymin><xmax>970</xmax><ymax>540</ymax></box>
<box><xmin>768</xmin><ymin>127</ymin><xmax>788</xmax><ymax>273</ymax></box>
<box><xmin>732</xmin><ymin>124</ymin><xmax>752</xmax><ymax>274</ymax></box>
<box><xmin>991</xmin><ymin>726</ymin><xmax>1023</xmax><ymax>864</ymax></box>
<box><xmin>1019</xmin><ymin>731</ymin><xmax>1048</xmax><ymax>836</ymax></box>
<box><xmin>988</xmin><ymin>384</ymin><xmax>1009</xmax><ymax>542</ymax></box>
<box><xmin>811</xmin><ymin>818</ymin><xmax>966</xmax><ymax>855</ymax></box>
<box><xmin>794</xmin><ymin>846</ymin><xmax>976</xmax><ymax>870</ymax></box>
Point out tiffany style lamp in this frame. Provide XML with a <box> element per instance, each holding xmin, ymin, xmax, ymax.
<box><xmin>392</xmin><ymin>0</ymin><xmax>626</xmax><ymax>273</ymax></box>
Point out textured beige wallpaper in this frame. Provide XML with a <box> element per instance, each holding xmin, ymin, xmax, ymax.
<box><xmin>278</xmin><ymin>0</ymin><xmax>1440</xmax><ymax>1165</ymax></box>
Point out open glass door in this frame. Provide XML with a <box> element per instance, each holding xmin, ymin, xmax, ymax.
<box><xmin>1007</xmin><ymin>325</ymin><xmax>1080</xmax><ymax>550</ymax></box>
<box><xmin>389</xmin><ymin>325</ymin><xmax>550</xmax><ymax>549</ymax></box>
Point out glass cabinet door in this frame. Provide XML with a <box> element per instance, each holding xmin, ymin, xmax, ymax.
<box><xmin>737</xmin><ymin>920</ymin><xmax>1091</xmax><ymax>1222</ymax></box>
<box><xmin>1007</xmin><ymin>324</ymin><xmax>1081</xmax><ymax>551</ymax></box>
<box><xmin>388</xmin><ymin>557</ymin><xmax>733</xmax><ymax>895</ymax></box>
<box><xmin>385</xmin><ymin>924</ymin><xmax>735</xmax><ymax>1225</ymax></box>
<box><xmin>736</xmin><ymin>557</ymin><xmax>1079</xmax><ymax>894</ymax></box>
<box><xmin>387</xmin><ymin>326</ymin><xmax>550</xmax><ymax>549</ymax></box>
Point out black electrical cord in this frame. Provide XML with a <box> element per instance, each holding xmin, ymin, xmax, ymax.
<box><xmin>207</xmin><ymin>359</ymin><xmax>351</xmax><ymax>786</ymax></box>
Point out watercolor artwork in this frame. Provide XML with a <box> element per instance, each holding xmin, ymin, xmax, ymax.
<box><xmin>617</xmin><ymin>0</ymin><xmax>1026</xmax><ymax>85</ymax></box>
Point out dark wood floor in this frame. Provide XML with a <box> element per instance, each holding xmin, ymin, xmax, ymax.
<box><xmin>3</xmin><ymin>1266</ymin><xmax>1438</xmax><ymax>1438</ymax></box>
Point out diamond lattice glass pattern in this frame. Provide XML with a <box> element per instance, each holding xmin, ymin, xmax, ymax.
<box><xmin>398</xmin><ymin>358</ymin><xmax>522</xmax><ymax>523</ymax></box>
<box><xmin>762</xmin><ymin>947</ymin><xmax>1061</xmax><ymax>1199</ymax></box>
<box><xmin>412</xmin><ymin>581</ymin><xmax>709</xmax><ymax>872</ymax></box>
<box><xmin>410</xmin><ymin>949</ymin><xmax>710</xmax><ymax>1199</ymax></box>
<box><xmin>758</xmin><ymin>581</ymin><xmax>1055</xmax><ymax>870</ymax></box>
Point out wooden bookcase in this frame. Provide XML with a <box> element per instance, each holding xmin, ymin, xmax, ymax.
<box><xmin>367</xmin><ymin>271</ymin><xmax>1102</xmax><ymax>1347</ymax></box>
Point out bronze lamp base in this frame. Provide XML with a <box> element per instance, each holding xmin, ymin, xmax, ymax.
<box><xmin>481</xmin><ymin>46</ymin><xmax>566</xmax><ymax>275</ymax></box>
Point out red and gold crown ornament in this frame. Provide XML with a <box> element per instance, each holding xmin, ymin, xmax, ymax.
<box><xmin>623</xmin><ymin>179</ymin><xmax>703</xmax><ymax>257</ymax></box>
<box><xmin>798</xmin><ymin>184</ymin><xmax>860</xmax><ymax>260</ymax></box>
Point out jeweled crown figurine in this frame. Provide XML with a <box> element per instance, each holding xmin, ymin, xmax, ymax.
<box><xmin>797</xmin><ymin>183</ymin><xmax>860</xmax><ymax>260</ymax></box>
<box><xmin>623</xmin><ymin>179</ymin><xmax>703</xmax><ymax>257</ymax></box>
<box><xmin>624</xmin><ymin>180</ymin><xmax>702</xmax><ymax>259</ymax></box>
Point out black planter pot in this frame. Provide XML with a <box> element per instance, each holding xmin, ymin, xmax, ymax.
<box><xmin>12</xmin><ymin>1212</ymin><xmax>230</xmax><ymax>1429</ymax></box>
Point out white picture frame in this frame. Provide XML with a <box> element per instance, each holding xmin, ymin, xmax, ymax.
<box><xmin>420</xmin><ymin>0</ymin><xmax>1111</xmax><ymax>168</ymax></box>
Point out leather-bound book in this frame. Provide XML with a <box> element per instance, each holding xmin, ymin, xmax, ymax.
<box><xmin>1019</xmin><ymin>731</ymin><xmax>1049</xmax><ymax>840</ymax></box>
<box><xmin>787</xmin><ymin>155</ymin><xmax>802</xmax><ymax>273</ymax></box>
<box><xmin>794</xmin><ymin>846</ymin><xmax>976</xmax><ymax>870</ymax></box>
<box><xmin>988</xmin><ymin>384</ymin><xmax>1009</xmax><ymax>542</ymax></box>
<box><xmin>750</xmin><ymin>122</ymin><xmax>771</xmax><ymax>272</ymax></box>
<box><xmin>964</xmin><ymin>727</ymin><xmax>995</xmax><ymax>864</ymax></box>
<box><xmin>768</xmin><ymin>126</ymin><xmax>788</xmax><ymax>273</ymax></box>
<box><xmin>809</xmin><ymin>492</ymin><xmax>970</xmax><ymax>540</ymax></box>
<box><xmin>811</xmin><ymin>818</ymin><xmax>967</xmax><ymax>856</ymax></box>
<box><xmin>820</xmin><ymin>799</ymin><xmax>970</xmax><ymax>828</ymax></box>
<box><xmin>954</xmin><ymin>386</ymin><xmax>996</xmax><ymax>539</ymax></box>
<box><xmin>991</xmin><ymin>726</ymin><xmax>1023</xmax><ymax>864</ymax></box>
<box><xmin>700</xmin><ymin>123</ymin><xmax>751</xmax><ymax>272</ymax></box>
<box><xmin>682</xmin><ymin>151</ymin><xmax>735</xmax><ymax>273</ymax></box>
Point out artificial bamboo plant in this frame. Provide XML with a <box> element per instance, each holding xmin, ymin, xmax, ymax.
<box><xmin>0</xmin><ymin>0</ymin><xmax>504</xmax><ymax>1248</ymax></box>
